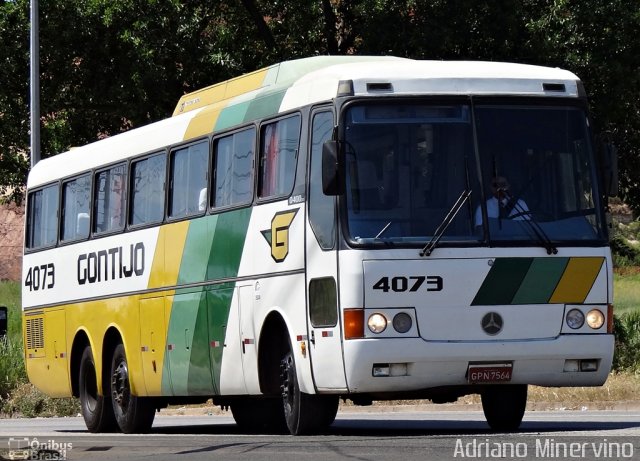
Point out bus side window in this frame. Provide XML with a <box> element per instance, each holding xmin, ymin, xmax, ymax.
<box><xmin>61</xmin><ymin>174</ymin><xmax>90</xmax><ymax>242</ymax></box>
<box><xmin>130</xmin><ymin>152</ymin><xmax>166</xmax><ymax>226</ymax></box>
<box><xmin>168</xmin><ymin>140</ymin><xmax>208</xmax><ymax>219</ymax></box>
<box><xmin>258</xmin><ymin>114</ymin><xmax>301</xmax><ymax>199</ymax></box>
<box><xmin>26</xmin><ymin>184</ymin><xmax>59</xmax><ymax>249</ymax></box>
<box><xmin>94</xmin><ymin>163</ymin><xmax>127</xmax><ymax>234</ymax></box>
<box><xmin>212</xmin><ymin>127</ymin><xmax>255</xmax><ymax>209</ymax></box>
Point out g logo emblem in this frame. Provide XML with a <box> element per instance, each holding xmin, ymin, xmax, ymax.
<box><xmin>261</xmin><ymin>209</ymin><xmax>298</xmax><ymax>262</ymax></box>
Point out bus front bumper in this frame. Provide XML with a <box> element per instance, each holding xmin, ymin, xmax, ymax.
<box><xmin>342</xmin><ymin>334</ymin><xmax>614</xmax><ymax>394</ymax></box>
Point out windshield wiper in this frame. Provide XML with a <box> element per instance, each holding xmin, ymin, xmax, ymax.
<box><xmin>374</xmin><ymin>221</ymin><xmax>392</xmax><ymax>239</ymax></box>
<box><xmin>508</xmin><ymin>199</ymin><xmax>558</xmax><ymax>255</ymax></box>
<box><xmin>420</xmin><ymin>190</ymin><xmax>471</xmax><ymax>257</ymax></box>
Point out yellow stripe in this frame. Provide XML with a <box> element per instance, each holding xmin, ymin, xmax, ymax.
<box><xmin>173</xmin><ymin>68</ymin><xmax>269</xmax><ymax>116</ymax></box>
<box><xmin>549</xmin><ymin>257</ymin><xmax>604</xmax><ymax>303</ymax></box>
<box><xmin>148</xmin><ymin>221</ymin><xmax>190</xmax><ymax>289</ymax></box>
<box><xmin>224</xmin><ymin>68</ymin><xmax>269</xmax><ymax>99</ymax></box>
<box><xmin>182</xmin><ymin>105</ymin><xmax>223</xmax><ymax>141</ymax></box>
<box><xmin>181</xmin><ymin>69</ymin><xmax>270</xmax><ymax>140</ymax></box>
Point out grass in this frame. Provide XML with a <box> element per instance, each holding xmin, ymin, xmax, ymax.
<box><xmin>613</xmin><ymin>269</ymin><xmax>640</xmax><ymax>316</ymax></box>
<box><xmin>0</xmin><ymin>281</ymin><xmax>21</xmax><ymax>343</ymax></box>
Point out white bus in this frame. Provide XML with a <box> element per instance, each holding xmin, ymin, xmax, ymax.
<box><xmin>23</xmin><ymin>56</ymin><xmax>616</xmax><ymax>435</ymax></box>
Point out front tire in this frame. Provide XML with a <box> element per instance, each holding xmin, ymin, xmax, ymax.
<box><xmin>78</xmin><ymin>346</ymin><xmax>116</xmax><ymax>433</ymax></box>
<box><xmin>481</xmin><ymin>385</ymin><xmax>527</xmax><ymax>431</ymax></box>
<box><xmin>280</xmin><ymin>349</ymin><xmax>339</xmax><ymax>435</ymax></box>
<box><xmin>110</xmin><ymin>343</ymin><xmax>156</xmax><ymax>433</ymax></box>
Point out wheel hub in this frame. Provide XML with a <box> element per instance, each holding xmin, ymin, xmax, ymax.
<box><xmin>111</xmin><ymin>361</ymin><xmax>130</xmax><ymax>408</ymax></box>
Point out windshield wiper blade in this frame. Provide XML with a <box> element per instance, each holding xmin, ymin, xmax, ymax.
<box><xmin>420</xmin><ymin>190</ymin><xmax>471</xmax><ymax>257</ymax></box>
<box><xmin>509</xmin><ymin>199</ymin><xmax>558</xmax><ymax>255</ymax></box>
<box><xmin>374</xmin><ymin>221</ymin><xmax>392</xmax><ymax>239</ymax></box>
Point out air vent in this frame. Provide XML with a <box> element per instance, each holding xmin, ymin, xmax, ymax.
<box><xmin>26</xmin><ymin>317</ymin><xmax>44</xmax><ymax>350</ymax></box>
<box><xmin>367</xmin><ymin>82</ymin><xmax>393</xmax><ymax>92</ymax></box>
<box><xmin>543</xmin><ymin>83</ymin><xmax>566</xmax><ymax>92</ymax></box>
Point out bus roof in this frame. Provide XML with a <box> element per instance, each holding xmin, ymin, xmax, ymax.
<box><xmin>28</xmin><ymin>56</ymin><xmax>580</xmax><ymax>189</ymax></box>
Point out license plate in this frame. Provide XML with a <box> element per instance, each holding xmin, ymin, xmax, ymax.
<box><xmin>467</xmin><ymin>364</ymin><xmax>513</xmax><ymax>383</ymax></box>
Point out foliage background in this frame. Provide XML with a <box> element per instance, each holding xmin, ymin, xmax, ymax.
<box><xmin>0</xmin><ymin>0</ymin><xmax>639</xmax><ymax>208</ymax></box>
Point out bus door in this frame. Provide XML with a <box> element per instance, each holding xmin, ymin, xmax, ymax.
<box><xmin>305</xmin><ymin>109</ymin><xmax>347</xmax><ymax>390</ymax></box>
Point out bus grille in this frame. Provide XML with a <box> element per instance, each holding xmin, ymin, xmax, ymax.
<box><xmin>26</xmin><ymin>317</ymin><xmax>44</xmax><ymax>350</ymax></box>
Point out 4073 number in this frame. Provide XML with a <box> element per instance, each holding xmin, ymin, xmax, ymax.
<box><xmin>372</xmin><ymin>275</ymin><xmax>442</xmax><ymax>293</ymax></box>
<box><xmin>24</xmin><ymin>263</ymin><xmax>55</xmax><ymax>292</ymax></box>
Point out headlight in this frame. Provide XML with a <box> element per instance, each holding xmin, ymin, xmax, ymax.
<box><xmin>586</xmin><ymin>309</ymin><xmax>605</xmax><ymax>329</ymax></box>
<box><xmin>566</xmin><ymin>309</ymin><xmax>585</xmax><ymax>329</ymax></box>
<box><xmin>367</xmin><ymin>313</ymin><xmax>387</xmax><ymax>334</ymax></box>
<box><xmin>392</xmin><ymin>312</ymin><xmax>412</xmax><ymax>333</ymax></box>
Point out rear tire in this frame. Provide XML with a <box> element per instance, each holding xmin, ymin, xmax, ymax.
<box><xmin>110</xmin><ymin>343</ymin><xmax>156</xmax><ymax>433</ymax></box>
<box><xmin>230</xmin><ymin>398</ymin><xmax>287</xmax><ymax>433</ymax></box>
<box><xmin>280</xmin><ymin>349</ymin><xmax>339</xmax><ymax>435</ymax></box>
<box><xmin>78</xmin><ymin>346</ymin><xmax>116</xmax><ymax>433</ymax></box>
<box><xmin>481</xmin><ymin>385</ymin><xmax>527</xmax><ymax>431</ymax></box>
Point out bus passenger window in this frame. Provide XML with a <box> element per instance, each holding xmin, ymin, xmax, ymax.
<box><xmin>61</xmin><ymin>174</ymin><xmax>90</xmax><ymax>241</ymax></box>
<box><xmin>213</xmin><ymin>128</ymin><xmax>255</xmax><ymax>208</ymax></box>
<box><xmin>130</xmin><ymin>153</ymin><xmax>166</xmax><ymax>226</ymax></box>
<box><xmin>26</xmin><ymin>184</ymin><xmax>59</xmax><ymax>249</ymax></box>
<box><xmin>258</xmin><ymin>115</ymin><xmax>301</xmax><ymax>199</ymax></box>
<box><xmin>169</xmin><ymin>141</ymin><xmax>208</xmax><ymax>219</ymax></box>
<box><xmin>94</xmin><ymin>163</ymin><xmax>127</xmax><ymax>234</ymax></box>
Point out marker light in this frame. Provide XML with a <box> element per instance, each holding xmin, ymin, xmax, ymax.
<box><xmin>566</xmin><ymin>309</ymin><xmax>585</xmax><ymax>329</ymax></box>
<box><xmin>586</xmin><ymin>309</ymin><xmax>605</xmax><ymax>330</ymax></box>
<box><xmin>392</xmin><ymin>312</ymin><xmax>412</xmax><ymax>333</ymax></box>
<box><xmin>367</xmin><ymin>313</ymin><xmax>387</xmax><ymax>334</ymax></box>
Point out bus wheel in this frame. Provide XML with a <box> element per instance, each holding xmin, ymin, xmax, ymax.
<box><xmin>280</xmin><ymin>349</ymin><xmax>339</xmax><ymax>435</ymax></box>
<box><xmin>481</xmin><ymin>384</ymin><xmax>527</xmax><ymax>431</ymax></box>
<box><xmin>230</xmin><ymin>398</ymin><xmax>287</xmax><ymax>433</ymax></box>
<box><xmin>78</xmin><ymin>346</ymin><xmax>116</xmax><ymax>433</ymax></box>
<box><xmin>110</xmin><ymin>343</ymin><xmax>156</xmax><ymax>433</ymax></box>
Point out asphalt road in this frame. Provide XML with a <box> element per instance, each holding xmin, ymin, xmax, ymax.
<box><xmin>1</xmin><ymin>409</ymin><xmax>639</xmax><ymax>461</ymax></box>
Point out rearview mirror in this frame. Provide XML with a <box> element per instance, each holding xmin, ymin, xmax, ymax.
<box><xmin>322</xmin><ymin>140</ymin><xmax>342</xmax><ymax>195</ymax></box>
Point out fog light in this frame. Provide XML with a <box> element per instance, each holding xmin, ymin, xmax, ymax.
<box><xmin>566</xmin><ymin>309</ymin><xmax>585</xmax><ymax>329</ymax></box>
<box><xmin>586</xmin><ymin>309</ymin><xmax>605</xmax><ymax>330</ymax></box>
<box><xmin>368</xmin><ymin>313</ymin><xmax>387</xmax><ymax>334</ymax></box>
<box><xmin>392</xmin><ymin>312</ymin><xmax>412</xmax><ymax>333</ymax></box>
<box><xmin>373</xmin><ymin>364</ymin><xmax>390</xmax><ymax>377</ymax></box>
<box><xmin>563</xmin><ymin>359</ymin><xmax>580</xmax><ymax>372</ymax></box>
<box><xmin>580</xmin><ymin>360</ymin><xmax>598</xmax><ymax>372</ymax></box>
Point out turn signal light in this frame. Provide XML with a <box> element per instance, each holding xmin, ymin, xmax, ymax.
<box><xmin>344</xmin><ymin>308</ymin><xmax>364</xmax><ymax>340</ymax></box>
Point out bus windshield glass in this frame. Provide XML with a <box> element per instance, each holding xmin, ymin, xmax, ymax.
<box><xmin>342</xmin><ymin>100</ymin><xmax>606</xmax><ymax>246</ymax></box>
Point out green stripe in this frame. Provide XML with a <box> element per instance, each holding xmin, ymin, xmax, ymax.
<box><xmin>511</xmin><ymin>257</ymin><xmax>569</xmax><ymax>304</ymax></box>
<box><xmin>207</xmin><ymin>284</ymin><xmax>235</xmax><ymax>388</ymax></box>
<box><xmin>207</xmin><ymin>208</ymin><xmax>251</xmax><ymax>280</ymax></box>
<box><xmin>164</xmin><ymin>289</ymin><xmax>214</xmax><ymax>396</ymax></box>
<box><xmin>244</xmin><ymin>90</ymin><xmax>286</xmax><ymax>121</ymax></box>
<box><xmin>177</xmin><ymin>217</ymin><xmax>217</xmax><ymax>285</ymax></box>
<box><xmin>215</xmin><ymin>101</ymin><xmax>251</xmax><ymax>131</ymax></box>
<box><xmin>472</xmin><ymin>258</ymin><xmax>533</xmax><ymax>305</ymax></box>
<box><xmin>164</xmin><ymin>208</ymin><xmax>252</xmax><ymax>396</ymax></box>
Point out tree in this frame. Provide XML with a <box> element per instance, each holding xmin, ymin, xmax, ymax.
<box><xmin>1</xmin><ymin>0</ymin><xmax>639</xmax><ymax>212</ymax></box>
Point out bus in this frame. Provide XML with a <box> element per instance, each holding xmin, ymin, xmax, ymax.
<box><xmin>23</xmin><ymin>56</ymin><xmax>617</xmax><ymax>435</ymax></box>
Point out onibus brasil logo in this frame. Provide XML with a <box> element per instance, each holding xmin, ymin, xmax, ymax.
<box><xmin>261</xmin><ymin>209</ymin><xmax>298</xmax><ymax>263</ymax></box>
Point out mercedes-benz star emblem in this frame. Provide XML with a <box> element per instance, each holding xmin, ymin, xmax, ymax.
<box><xmin>481</xmin><ymin>312</ymin><xmax>503</xmax><ymax>335</ymax></box>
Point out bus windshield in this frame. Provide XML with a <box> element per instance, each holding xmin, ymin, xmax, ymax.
<box><xmin>342</xmin><ymin>100</ymin><xmax>606</xmax><ymax>246</ymax></box>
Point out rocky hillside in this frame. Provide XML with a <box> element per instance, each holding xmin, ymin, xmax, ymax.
<box><xmin>0</xmin><ymin>203</ymin><xmax>24</xmax><ymax>281</ymax></box>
